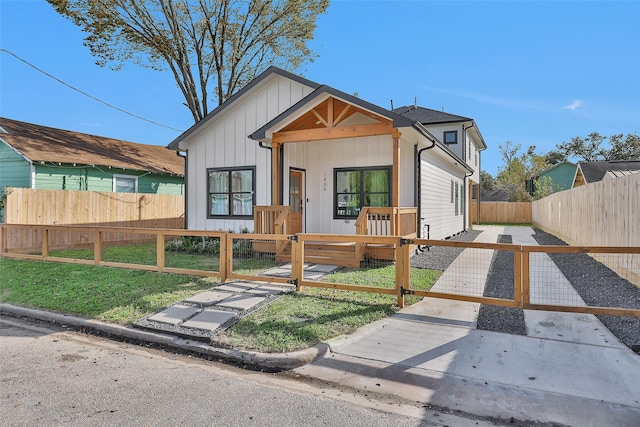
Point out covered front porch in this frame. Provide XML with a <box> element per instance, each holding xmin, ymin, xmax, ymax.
<box><xmin>252</xmin><ymin>205</ymin><xmax>417</xmax><ymax>267</ymax></box>
<box><xmin>248</xmin><ymin>91</ymin><xmax>421</xmax><ymax>266</ymax></box>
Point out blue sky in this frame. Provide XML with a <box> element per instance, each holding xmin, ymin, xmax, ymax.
<box><xmin>1</xmin><ymin>0</ymin><xmax>639</xmax><ymax>176</ymax></box>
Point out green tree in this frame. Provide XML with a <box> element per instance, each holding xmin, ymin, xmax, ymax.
<box><xmin>47</xmin><ymin>0</ymin><xmax>329</xmax><ymax>122</ymax></box>
<box><xmin>556</xmin><ymin>132</ymin><xmax>640</xmax><ymax>162</ymax></box>
<box><xmin>495</xmin><ymin>142</ymin><xmax>551</xmax><ymax>201</ymax></box>
<box><xmin>606</xmin><ymin>133</ymin><xmax>640</xmax><ymax>160</ymax></box>
<box><xmin>544</xmin><ymin>149</ymin><xmax>565</xmax><ymax>165</ymax></box>
<box><xmin>479</xmin><ymin>170</ymin><xmax>496</xmax><ymax>192</ymax></box>
<box><xmin>532</xmin><ymin>176</ymin><xmax>556</xmax><ymax>200</ymax></box>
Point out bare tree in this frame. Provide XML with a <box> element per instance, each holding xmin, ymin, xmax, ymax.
<box><xmin>48</xmin><ymin>0</ymin><xmax>329</xmax><ymax>122</ymax></box>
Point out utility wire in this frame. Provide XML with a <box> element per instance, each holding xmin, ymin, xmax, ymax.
<box><xmin>1</xmin><ymin>48</ymin><xmax>183</xmax><ymax>132</ymax></box>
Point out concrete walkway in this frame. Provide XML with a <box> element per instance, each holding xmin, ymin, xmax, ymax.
<box><xmin>295</xmin><ymin>225</ymin><xmax>640</xmax><ymax>426</ymax></box>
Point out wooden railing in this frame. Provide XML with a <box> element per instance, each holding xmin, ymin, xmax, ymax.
<box><xmin>253</xmin><ymin>206</ymin><xmax>290</xmax><ymax>234</ymax></box>
<box><xmin>355</xmin><ymin>207</ymin><xmax>417</xmax><ymax>237</ymax></box>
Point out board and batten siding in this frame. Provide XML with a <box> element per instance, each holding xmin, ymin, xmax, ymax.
<box><xmin>298</xmin><ymin>135</ymin><xmax>415</xmax><ymax>235</ymax></box>
<box><xmin>419</xmin><ymin>150</ymin><xmax>466</xmax><ymax>240</ymax></box>
<box><xmin>184</xmin><ymin>74</ymin><xmax>316</xmax><ymax>231</ymax></box>
<box><xmin>0</xmin><ymin>140</ymin><xmax>31</xmax><ymax>191</ymax></box>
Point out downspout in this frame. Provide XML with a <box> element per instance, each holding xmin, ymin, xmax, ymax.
<box><xmin>258</xmin><ymin>141</ymin><xmax>284</xmax><ymax>205</ymax></box>
<box><xmin>258</xmin><ymin>142</ymin><xmax>273</xmax><ymax>205</ymax></box>
<box><xmin>415</xmin><ymin>129</ymin><xmax>437</xmax><ymax>252</ymax></box>
<box><xmin>463</xmin><ymin>169</ymin><xmax>473</xmax><ymax>231</ymax></box>
<box><xmin>462</xmin><ymin>123</ymin><xmax>476</xmax><ymax>231</ymax></box>
<box><xmin>477</xmin><ymin>145</ymin><xmax>487</xmax><ymax>225</ymax></box>
<box><xmin>176</xmin><ymin>151</ymin><xmax>187</xmax><ymax>228</ymax></box>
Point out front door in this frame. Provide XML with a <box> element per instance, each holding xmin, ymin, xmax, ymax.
<box><xmin>289</xmin><ymin>170</ymin><xmax>304</xmax><ymax>234</ymax></box>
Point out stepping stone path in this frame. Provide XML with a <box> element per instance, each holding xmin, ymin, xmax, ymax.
<box><xmin>134</xmin><ymin>263</ymin><xmax>340</xmax><ymax>341</ymax></box>
<box><xmin>134</xmin><ymin>281</ymin><xmax>294</xmax><ymax>341</ymax></box>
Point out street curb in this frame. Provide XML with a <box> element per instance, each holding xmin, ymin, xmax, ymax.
<box><xmin>0</xmin><ymin>304</ymin><xmax>329</xmax><ymax>370</ymax></box>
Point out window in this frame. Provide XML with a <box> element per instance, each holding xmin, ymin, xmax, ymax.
<box><xmin>455</xmin><ymin>182</ymin><xmax>459</xmax><ymax>216</ymax></box>
<box><xmin>444</xmin><ymin>130</ymin><xmax>458</xmax><ymax>144</ymax></box>
<box><xmin>207</xmin><ymin>167</ymin><xmax>255</xmax><ymax>217</ymax></box>
<box><xmin>450</xmin><ymin>180</ymin><xmax>454</xmax><ymax>203</ymax></box>
<box><xmin>334</xmin><ymin>166</ymin><xmax>391</xmax><ymax>218</ymax></box>
<box><xmin>113</xmin><ymin>174</ymin><xmax>138</xmax><ymax>193</ymax></box>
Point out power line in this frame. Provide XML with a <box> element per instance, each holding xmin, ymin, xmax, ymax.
<box><xmin>1</xmin><ymin>48</ymin><xmax>183</xmax><ymax>133</ymax></box>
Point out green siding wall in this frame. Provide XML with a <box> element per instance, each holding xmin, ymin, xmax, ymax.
<box><xmin>540</xmin><ymin>163</ymin><xmax>577</xmax><ymax>192</ymax></box>
<box><xmin>138</xmin><ymin>174</ymin><xmax>184</xmax><ymax>194</ymax></box>
<box><xmin>33</xmin><ymin>165</ymin><xmax>184</xmax><ymax>194</ymax></box>
<box><xmin>0</xmin><ymin>140</ymin><xmax>31</xmax><ymax>191</ymax></box>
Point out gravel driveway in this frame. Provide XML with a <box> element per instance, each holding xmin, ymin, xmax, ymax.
<box><xmin>411</xmin><ymin>227</ymin><xmax>640</xmax><ymax>352</ymax></box>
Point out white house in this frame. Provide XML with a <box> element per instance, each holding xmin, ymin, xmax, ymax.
<box><xmin>168</xmin><ymin>67</ymin><xmax>486</xmax><ymax>242</ymax></box>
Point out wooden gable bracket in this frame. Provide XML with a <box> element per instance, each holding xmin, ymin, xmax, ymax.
<box><xmin>273</xmin><ymin>122</ymin><xmax>395</xmax><ymax>144</ymax></box>
<box><xmin>269</xmin><ymin>96</ymin><xmax>403</xmax><ymax>206</ymax></box>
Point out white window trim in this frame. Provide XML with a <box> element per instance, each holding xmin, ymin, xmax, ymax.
<box><xmin>113</xmin><ymin>174</ymin><xmax>138</xmax><ymax>193</ymax></box>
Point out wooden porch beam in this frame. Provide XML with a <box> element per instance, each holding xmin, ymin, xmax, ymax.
<box><xmin>273</xmin><ymin>122</ymin><xmax>395</xmax><ymax>144</ymax></box>
<box><xmin>327</xmin><ymin>98</ymin><xmax>334</xmax><ymax>128</ymax></box>
<box><xmin>392</xmin><ymin>134</ymin><xmax>400</xmax><ymax>207</ymax></box>
<box><xmin>271</xmin><ymin>142</ymin><xmax>281</xmax><ymax>204</ymax></box>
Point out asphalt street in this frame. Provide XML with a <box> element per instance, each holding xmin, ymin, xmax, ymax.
<box><xmin>1</xmin><ymin>315</ymin><xmax>510</xmax><ymax>427</ymax></box>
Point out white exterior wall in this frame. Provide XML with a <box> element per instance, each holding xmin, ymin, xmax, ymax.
<box><xmin>282</xmin><ymin>135</ymin><xmax>415</xmax><ymax>234</ymax></box>
<box><xmin>419</xmin><ymin>149</ymin><xmax>467</xmax><ymax>240</ymax></box>
<box><xmin>184</xmin><ymin>75</ymin><xmax>315</xmax><ymax>231</ymax></box>
<box><xmin>282</xmin><ymin>136</ymin><xmax>415</xmax><ymax>234</ymax></box>
<box><xmin>421</xmin><ymin>122</ymin><xmax>483</xmax><ymax>233</ymax></box>
<box><xmin>427</xmin><ymin>124</ymin><xmax>465</xmax><ymax>161</ymax></box>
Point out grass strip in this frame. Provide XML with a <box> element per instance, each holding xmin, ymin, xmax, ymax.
<box><xmin>0</xmin><ymin>257</ymin><xmax>209</xmax><ymax>324</ymax></box>
<box><xmin>2</xmin><ymin>251</ymin><xmax>441</xmax><ymax>353</ymax></box>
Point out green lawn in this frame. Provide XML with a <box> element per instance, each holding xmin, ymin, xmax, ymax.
<box><xmin>1</xmin><ymin>244</ymin><xmax>441</xmax><ymax>353</ymax></box>
<box><xmin>219</xmin><ymin>265</ymin><xmax>441</xmax><ymax>352</ymax></box>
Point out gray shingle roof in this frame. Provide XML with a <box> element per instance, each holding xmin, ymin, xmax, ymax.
<box><xmin>392</xmin><ymin>106</ymin><xmax>472</xmax><ymax>124</ymax></box>
<box><xmin>578</xmin><ymin>160</ymin><xmax>640</xmax><ymax>183</ymax></box>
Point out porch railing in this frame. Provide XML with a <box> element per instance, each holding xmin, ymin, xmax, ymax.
<box><xmin>253</xmin><ymin>206</ymin><xmax>290</xmax><ymax>235</ymax></box>
<box><xmin>355</xmin><ymin>207</ymin><xmax>417</xmax><ymax>237</ymax></box>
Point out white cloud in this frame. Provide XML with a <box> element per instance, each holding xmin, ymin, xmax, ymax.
<box><xmin>564</xmin><ymin>99</ymin><xmax>585</xmax><ymax>111</ymax></box>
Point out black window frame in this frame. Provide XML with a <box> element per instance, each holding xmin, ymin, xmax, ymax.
<box><xmin>333</xmin><ymin>166</ymin><xmax>392</xmax><ymax>219</ymax></box>
<box><xmin>444</xmin><ymin>130</ymin><xmax>458</xmax><ymax>145</ymax></box>
<box><xmin>206</xmin><ymin>166</ymin><xmax>256</xmax><ymax>219</ymax></box>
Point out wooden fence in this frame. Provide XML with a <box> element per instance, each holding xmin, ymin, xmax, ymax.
<box><xmin>532</xmin><ymin>174</ymin><xmax>639</xmax><ymax>247</ymax></box>
<box><xmin>2</xmin><ymin>187</ymin><xmax>184</xmax><ymax>251</ymax></box>
<box><xmin>1</xmin><ymin>224</ymin><xmax>638</xmax><ymax>317</ymax></box>
<box><xmin>472</xmin><ymin>201</ymin><xmax>532</xmax><ymax>224</ymax></box>
<box><xmin>532</xmin><ymin>173</ymin><xmax>640</xmax><ymax>284</ymax></box>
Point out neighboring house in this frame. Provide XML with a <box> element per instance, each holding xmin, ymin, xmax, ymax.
<box><xmin>0</xmin><ymin>117</ymin><xmax>184</xmax><ymax>195</ymax></box>
<box><xmin>573</xmin><ymin>160</ymin><xmax>640</xmax><ymax>187</ymax></box>
<box><xmin>526</xmin><ymin>161</ymin><xmax>577</xmax><ymax>195</ymax></box>
<box><xmin>480</xmin><ymin>189</ymin><xmax>510</xmax><ymax>202</ymax></box>
<box><xmin>167</xmin><ymin>67</ymin><xmax>486</xmax><ymax>241</ymax></box>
